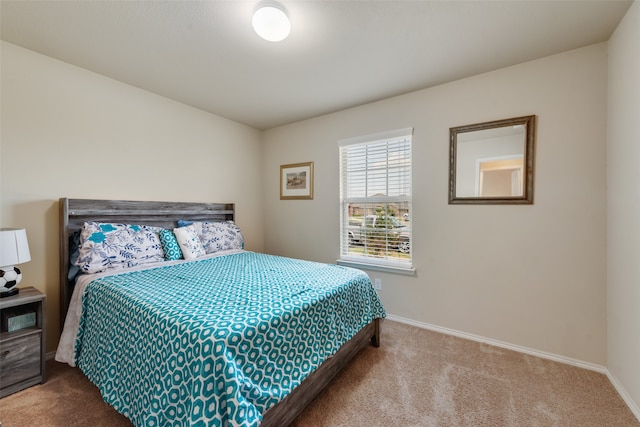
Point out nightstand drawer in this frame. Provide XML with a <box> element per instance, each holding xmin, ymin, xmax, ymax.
<box><xmin>0</xmin><ymin>332</ymin><xmax>41</xmax><ymax>387</ymax></box>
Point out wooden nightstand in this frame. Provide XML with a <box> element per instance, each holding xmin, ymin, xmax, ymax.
<box><xmin>0</xmin><ymin>287</ymin><xmax>46</xmax><ymax>398</ymax></box>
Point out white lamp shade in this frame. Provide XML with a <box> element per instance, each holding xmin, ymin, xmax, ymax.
<box><xmin>252</xmin><ymin>1</ymin><xmax>290</xmax><ymax>42</ymax></box>
<box><xmin>0</xmin><ymin>228</ymin><xmax>31</xmax><ymax>267</ymax></box>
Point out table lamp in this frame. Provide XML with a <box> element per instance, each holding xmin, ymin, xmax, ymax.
<box><xmin>0</xmin><ymin>228</ymin><xmax>31</xmax><ymax>298</ymax></box>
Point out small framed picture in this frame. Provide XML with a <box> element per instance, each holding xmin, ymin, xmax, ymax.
<box><xmin>280</xmin><ymin>162</ymin><xmax>314</xmax><ymax>200</ymax></box>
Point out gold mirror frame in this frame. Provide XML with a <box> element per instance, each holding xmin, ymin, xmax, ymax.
<box><xmin>449</xmin><ymin>115</ymin><xmax>536</xmax><ymax>205</ymax></box>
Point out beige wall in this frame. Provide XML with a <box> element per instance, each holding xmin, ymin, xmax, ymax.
<box><xmin>262</xmin><ymin>43</ymin><xmax>608</xmax><ymax>365</ymax></box>
<box><xmin>0</xmin><ymin>41</ymin><xmax>265</xmax><ymax>352</ymax></box>
<box><xmin>608</xmin><ymin>0</ymin><xmax>640</xmax><ymax>413</ymax></box>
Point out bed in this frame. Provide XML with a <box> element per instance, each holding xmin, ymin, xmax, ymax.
<box><xmin>56</xmin><ymin>198</ymin><xmax>384</xmax><ymax>426</ymax></box>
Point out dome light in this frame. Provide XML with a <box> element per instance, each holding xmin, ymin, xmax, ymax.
<box><xmin>252</xmin><ymin>1</ymin><xmax>290</xmax><ymax>42</ymax></box>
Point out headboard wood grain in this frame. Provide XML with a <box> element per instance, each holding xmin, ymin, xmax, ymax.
<box><xmin>59</xmin><ymin>198</ymin><xmax>234</xmax><ymax>322</ymax></box>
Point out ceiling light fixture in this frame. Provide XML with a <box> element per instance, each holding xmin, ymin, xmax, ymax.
<box><xmin>252</xmin><ymin>1</ymin><xmax>290</xmax><ymax>42</ymax></box>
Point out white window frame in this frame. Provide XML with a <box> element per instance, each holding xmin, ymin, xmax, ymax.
<box><xmin>337</xmin><ymin>127</ymin><xmax>415</xmax><ymax>274</ymax></box>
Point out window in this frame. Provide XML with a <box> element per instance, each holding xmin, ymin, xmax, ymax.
<box><xmin>338</xmin><ymin>128</ymin><xmax>413</xmax><ymax>272</ymax></box>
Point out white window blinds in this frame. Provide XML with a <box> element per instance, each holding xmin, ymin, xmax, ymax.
<box><xmin>338</xmin><ymin>128</ymin><xmax>413</xmax><ymax>270</ymax></box>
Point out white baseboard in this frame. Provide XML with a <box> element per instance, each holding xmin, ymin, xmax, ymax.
<box><xmin>606</xmin><ymin>370</ymin><xmax>640</xmax><ymax>421</ymax></box>
<box><xmin>386</xmin><ymin>314</ymin><xmax>640</xmax><ymax>422</ymax></box>
<box><xmin>386</xmin><ymin>314</ymin><xmax>606</xmax><ymax>372</ymax></box>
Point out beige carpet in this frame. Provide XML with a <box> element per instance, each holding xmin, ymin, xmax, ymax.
<box><xmin>1</xmin><ymin>320</ymin><xmax>638</xmax><ymax>426</ymax></box>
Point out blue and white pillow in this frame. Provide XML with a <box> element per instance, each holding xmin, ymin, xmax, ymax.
<box><xmin>191</xmin><ymin>221</ymin><xmax>244</xmax><ymax>254</ymax></box>
<box><xmin>173</xmin><ymin>224</ymin><xmax>206</xmax><ymax>260</ymax></box>
<box><xmin>76</xmin><ymin>222</ymin><xmax>164</xmax><ymax>274</ymax></box>
<box><xmin>159</xmin><ymin>229</ymin><xmax>183</xmax><ymax>261</ymax></box>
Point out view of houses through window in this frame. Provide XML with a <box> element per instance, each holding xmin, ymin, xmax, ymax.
<box><xmin>338</xmin><ymin>128</ymin><xmax>413</xmax><ymax>270</ymax></box>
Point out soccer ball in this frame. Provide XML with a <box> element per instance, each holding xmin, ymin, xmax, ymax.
<box><xmin>0</xmin><ymin>266</ymin><xmax>22</xmax><ymax>293</ymax></box>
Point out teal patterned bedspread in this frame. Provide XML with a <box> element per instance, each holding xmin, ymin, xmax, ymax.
<box><xmin>75</xmin><ymin>251</ymin><xmax>385</xmax><ymax>426</ymax></box>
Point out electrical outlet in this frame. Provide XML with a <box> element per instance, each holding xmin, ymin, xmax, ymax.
<box><xmin>373</xmin><ymin>278</ymin><xmax>382</xmax><ymax>290</ymax></box>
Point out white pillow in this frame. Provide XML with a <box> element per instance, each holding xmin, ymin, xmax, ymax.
<box><xmin>173</xmin><ymin>224</ymin><xmax>206</xmax><ymax>260</ymax></box>
<box><xmin>193</xmin><ymin>221</ymin><xmax>244</xmax><ymax>254</ymax></box>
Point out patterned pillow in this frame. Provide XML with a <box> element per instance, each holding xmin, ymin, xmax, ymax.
<box><xmin>173</xmin><ymin>224</ymin><xmax>206</xmax><ymax>260</ymax></box>
<box><xmin>159</xmin><ymin>229</ymin><xmax>183</xmax><ymax>261</ymax></box>
<box><xmin>191</xmin><ymin>221</ymin><xmax>244</xmax><ymax>254</ymax></box>
<box><xmin>76</xmin><ymin>222</ymin><xmax>164</xmax><ymax>274</ymax></box>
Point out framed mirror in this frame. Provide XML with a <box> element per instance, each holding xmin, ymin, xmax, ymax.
<box><xmin>449</xmin><ymin>115</ymin><xmax>536</xmax><ymax>205</ymax></box>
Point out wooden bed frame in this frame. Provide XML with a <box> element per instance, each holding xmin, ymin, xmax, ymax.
<box><xmin>58</xmin><ymin>197</ymin><xmax>381</xmax><ymax>426</ymax></box>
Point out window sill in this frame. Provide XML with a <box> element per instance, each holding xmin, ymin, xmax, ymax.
<box><xmin>336</xmin><ymin>259</ymin><xmax>416</xmax><ymax>275</ymax></box>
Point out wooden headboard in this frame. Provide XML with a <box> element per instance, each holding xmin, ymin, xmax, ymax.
<box><xmin>59</xmin><ymin>198</ymin><xmax>235</xmax><ymax>322</ymax></box>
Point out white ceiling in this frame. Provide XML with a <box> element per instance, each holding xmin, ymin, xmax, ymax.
<box><xmin>0</xmin><ymin>0</ymin><xmax>633</xmax><ymax>130</ymax></box>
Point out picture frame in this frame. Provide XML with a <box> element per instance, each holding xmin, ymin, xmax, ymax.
<box><xmin>280</xmin><ymin>162</ymin><xmax>314</xmax><ymax>200</ymax></box>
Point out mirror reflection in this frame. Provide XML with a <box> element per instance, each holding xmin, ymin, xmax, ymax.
<box><xmin>449</xmin><ymin>115</ymin><xmax>536</xmax><ymax>204</ymax></box>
